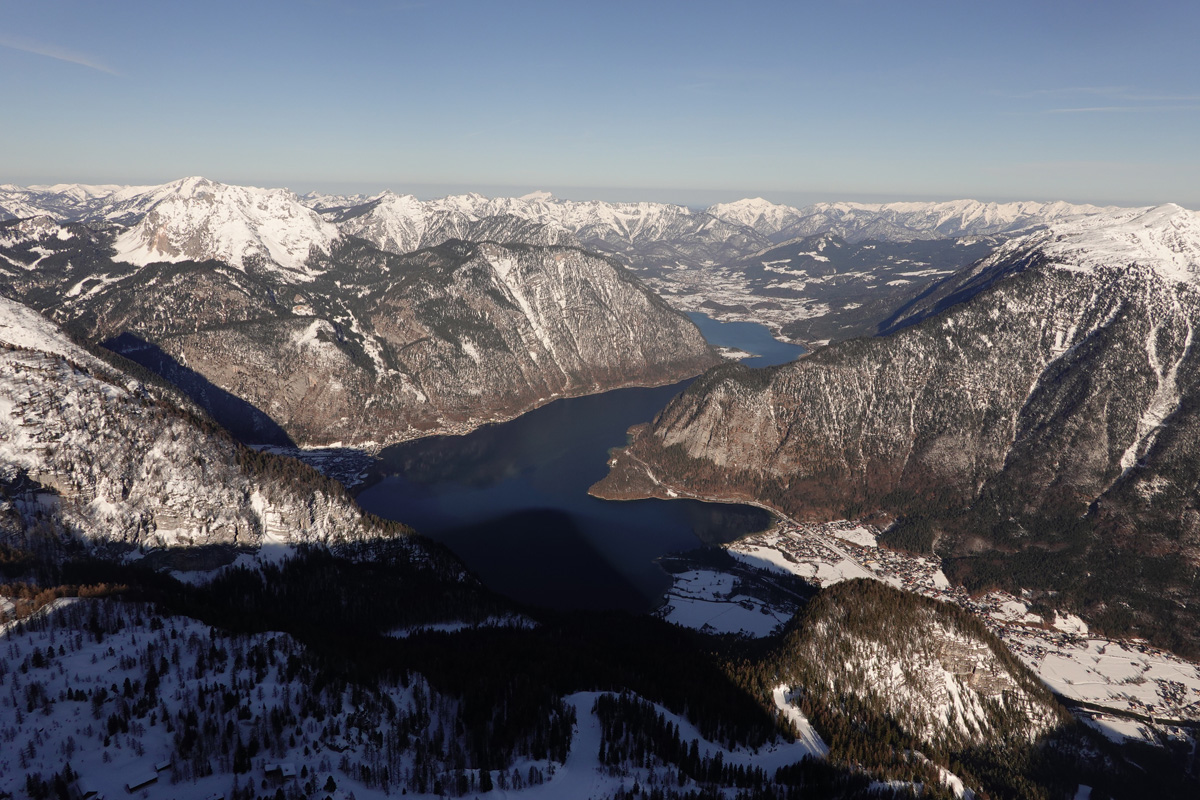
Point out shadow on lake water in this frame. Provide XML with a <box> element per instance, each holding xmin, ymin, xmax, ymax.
<box><xmin>356</xmin><ymin>314</ymin><xmax>804</xmax><ymax>612</ymax></box>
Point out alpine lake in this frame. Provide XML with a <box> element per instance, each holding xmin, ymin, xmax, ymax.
<box><xmin>356</xmin><ymin>312</ymin><xmax>806</xmax><ymax>612</ymax></box>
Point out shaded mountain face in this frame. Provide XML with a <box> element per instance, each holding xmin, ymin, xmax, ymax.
<box><xmin>0</xmin><ymin>209</ymin><xmax>719</xmax><ymax>449</ymax></box>
<box><xmin>594</xmin><ymin>205</ymin><xmax>1200</xmax><ymax>653</ymax></box>
<box><xmin>777</xmin><ymin>579</ymin><xmax>1065</xmax><ymax>752</ymax></box>
<box><xmin>0</xmin><ymin>293</ymin><xmax>425</xmax><ymax>559</ymax></box>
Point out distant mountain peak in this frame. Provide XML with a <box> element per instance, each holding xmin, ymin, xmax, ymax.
<box><xmin>705</xmin><ymin>198</ymin><xmax>805</xmax><ymax>237</ymax></box>
<box><xmin>111</xmin><ymin>178</ymin><xmax>339</xmax><ymax>275</ymax></box>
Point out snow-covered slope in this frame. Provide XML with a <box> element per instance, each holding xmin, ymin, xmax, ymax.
<box><xmin>0</xmin><ymin>294</ymin><xmax>409</xmax><ymax>553</ymax></box>
<box><xmin>333</xmin><ymin>190</ymin><xmax>578</xmax><ymax>254</ymax></box>
<box><xmin>1028</xmin><ymin>203</ymin><xmax>1200</xmax><ymax>283</ymax></box>
<box><xmin>780</xmin><ymin>199</ymin><xmax>1124</xmax><ymax>243</ymax></box>
<box><xmin>707</xmin><ymin>197</ymin><xmax>803</xmax><ymax>238</ymax></box>
<box><xmin>111</xmin><ymin>177</ymin><xmax>340</xmax><ymax>276</ymax></box>
<box><xmin>0</xmin><ymin>284</ymin><xmax>99</xmax><ymax>361</ymax></box>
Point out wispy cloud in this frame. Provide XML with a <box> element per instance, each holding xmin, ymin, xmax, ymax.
<box><xmin>1046</xmin><ymin>105</ymin><xmax>1200</xmax><ymax>114</ymax></box>
<box><xmin>1008</xmin><ymin>86</ymin><xmax>1200</xmax><ymax>114</ymax></box>
<box><xmin>1014</xmin><ymin>86</ymin><xmax>1128</xmax><ymax>98</ymax></box>
<box><xmin>0</xmin><ymin>35</ymin><xmax>120</xmax><ymax>76</ymax></box>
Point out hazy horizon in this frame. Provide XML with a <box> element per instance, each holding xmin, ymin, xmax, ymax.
<box><xmin>7</xmin><ymin>174</ymin><xmax>1189</xmax><ymax>212</ymax></box>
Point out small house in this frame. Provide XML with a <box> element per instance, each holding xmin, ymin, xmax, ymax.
<box><xmin>124</xmin><ymin>773</ymin><xmax>157</xmax><ymax>793</ymax></box>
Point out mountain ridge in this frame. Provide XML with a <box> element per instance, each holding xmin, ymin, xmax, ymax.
<box><xmin>593</xmin><ymin>204</ymin><xmax>1200</xmax><ymax>653</ymax></box>
<box><xmin>0</xmin><ymin>214</ymin><xmax>720</xmax><ymax>450</ymax></box>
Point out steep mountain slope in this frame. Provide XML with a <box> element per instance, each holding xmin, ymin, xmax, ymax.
<box><xmin>778</xmin><ymin>580</ymin><xmax>1065</xmax><ymax>752</ymax></box>
<box><xmin>0</xmin><ymin>208</ymin><xmax>719</xmax><ymax>449</ymax></box>
<box><xmin>0</xmin><ymin>294</ymin><xmax>419</xmax><ymax>557</ymax></box>
<box><xmin>759</xmin><ymin>579</ymin><xmax>1176</xmax><ymax>800</ymax></box>
<box><xmin>595</xmin><ymin>204</ymin><xmax>1200</xmax><ymax>651</ymax></box>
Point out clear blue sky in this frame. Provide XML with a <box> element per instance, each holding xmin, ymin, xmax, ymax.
<box><xmin>1</xmin><ymin>0</ymin><xmax>1197</xmax><ymax>207</ymax></box>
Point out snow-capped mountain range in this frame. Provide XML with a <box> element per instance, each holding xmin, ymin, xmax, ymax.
<box><xmin>0</xmin><ymin>177</ymin><xmax>1143</xmax><ymax>275</ymax></box>
<box><xmin>0</xmin><ymin>207</ymin><xmax>719</xmax><ymax>450</ymax></box>
<box><xmin>774</xmin><ymin>198</ymin><xmax>1127</xmax><ymax>243</ymax></box>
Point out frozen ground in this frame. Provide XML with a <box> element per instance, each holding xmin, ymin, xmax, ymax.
<box><xmin>1006</xmin><ymin>632</ymin><xmax>1200</xmax><ymax>725</ymax></box>
<box><xmin>657</xmin><ymin>569</ymin><xmax>791</xmax><ymax>637</ymax></box>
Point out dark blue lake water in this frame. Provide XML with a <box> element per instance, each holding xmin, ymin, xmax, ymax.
<box><xmin>356</xmin><ymin>313</ymin><xmax>805</xmax><ymax>612</ymax></box>
<box><xmin>684</xmin><ymin>312</ymin><xmax>806</xmax><ymax>367</ymax></box>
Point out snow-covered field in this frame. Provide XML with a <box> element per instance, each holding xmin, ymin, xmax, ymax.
<box><xmin>657</xmin><ymin>570</ymin><xmax>791</xmax><ymax>637</ymax></box>
<box><xmin>1006</xmin><ymin>632</ymin><xmax>1200</xmax><ymax>726</ymax></box>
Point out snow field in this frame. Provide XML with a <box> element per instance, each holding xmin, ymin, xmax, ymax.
<box><xmin>658</xmin><ymin>570</ymin><xmax>790</xmax><ymax>637</ymax></box>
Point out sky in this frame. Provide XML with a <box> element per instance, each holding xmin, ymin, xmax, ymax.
<box><xmin>1</xmin><ymin>0</ymin><xmax>1197</xmax><ymax>207</ymax></box>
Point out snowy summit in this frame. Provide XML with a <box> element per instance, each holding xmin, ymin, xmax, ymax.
<box><xmin>111</xmin><ymin>176</ymin><xmax>340</xmax><ymax>276</ymax></box>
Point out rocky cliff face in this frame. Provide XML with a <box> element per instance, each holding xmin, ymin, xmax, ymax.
<box><xmin>1</xmin><ymin>210</ymin><xmax>719</xmax><ymax>449</ymax></box>
<box><xmin>0</xmin><ymin>294</ymin><xmax>424</xmax><ymax>559</ymax></box>
<box><xmin>595</xmin><ymin>205</ymin><xmax>1200</xmax><ymax>651</ymax></box>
